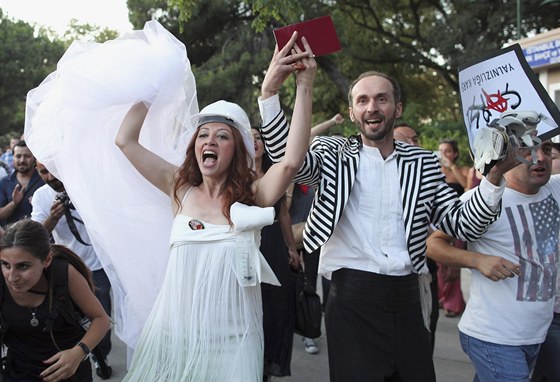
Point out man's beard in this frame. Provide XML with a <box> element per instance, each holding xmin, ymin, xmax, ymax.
<box><xmin>15</xmin><ymin>164</ymin><xmax>31</xmax><ymax>174</ymax></box>
<box><xmin>47</xmin><ymin>180</ymin><xmax>65</xmax><ymax>193</ymax></box>
<box><xmin>356</xmin><ymin>112</ymin><xmax>396</xmax><ymax>142</ymax></box>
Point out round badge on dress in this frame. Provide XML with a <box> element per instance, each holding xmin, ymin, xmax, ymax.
<box><xmin>188</xmin><ymin>219</ymin><xmax>205</xmax><ymax>230</ymax></box>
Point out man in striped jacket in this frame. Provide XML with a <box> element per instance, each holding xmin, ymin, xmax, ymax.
<box><xmin>258</xmin><ymin>66</ymin><xmax>517</xmax><ymax>381</ymax></box>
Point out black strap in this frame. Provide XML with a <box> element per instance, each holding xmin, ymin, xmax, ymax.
<box><xmin>44</xmin><ymin>258</ymin><xmax>108</xmax><ymax>369</ymax></box>
<box><xmin>63</xmin><ymin>205</ymin><xmax>91</xmax><ymax>246</ymax></box>
<box><xmin>0</xmin><ymin>271</ymin><xmax>7</xmax><ymax>345</ymax></box>
<box><xmin>45</xmin><ymin>258</ymin><xmax>72</xmax><ymax>351</ymax></box>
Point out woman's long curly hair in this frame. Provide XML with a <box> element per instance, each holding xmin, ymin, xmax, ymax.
<box><xmin>173</xmin><ymin>125</ymin><xmax>256</xmax><ymax>224</ymax></box>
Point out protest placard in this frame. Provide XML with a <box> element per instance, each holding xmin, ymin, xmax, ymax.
<box><xmin>458</xmin><ymin>44</ymin><xmax>560</xmax><ymax>153</ymax></box>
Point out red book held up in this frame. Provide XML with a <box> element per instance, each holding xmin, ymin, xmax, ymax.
<box><xmin>273</xmin><ymin>15</ymin><xmax>341</xmax><ymax>57</ymax></box>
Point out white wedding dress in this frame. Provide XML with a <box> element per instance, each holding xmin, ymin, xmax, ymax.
<box><xmin>123</xmin><ymin>201</ymin><xmax>276</xmax><ymax>381</ymax></box>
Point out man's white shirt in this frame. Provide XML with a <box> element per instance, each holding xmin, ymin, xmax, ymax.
<box><xmin>31</xmin><ymin>184</ymin><xmax>102</xmax><ymax>271</ymax></box>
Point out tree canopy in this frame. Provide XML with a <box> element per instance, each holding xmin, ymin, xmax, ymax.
<box><xmin>1</xmin><ymin>1</ymin><xmax>558</xmax><ymax>159</ymax></box>
<box><xmin>162</xmin><ymin>0</ymin><xmax>559</xmax><ymax>155</ymax></box>
<box><xmin>0</xmin><ymin>9</ymin><xmax>121</xmax><ymax>147</ymax></box>
<box><xmin>0</xmin><ymin>10</ymin><xmax>65</xmax><ymax>139</ymax></box>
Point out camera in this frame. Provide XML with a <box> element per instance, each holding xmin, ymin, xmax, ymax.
<box><xmin>55</xmin><ymin>192</ymin><xmax>72</xmax><ymax>208</ymax></box>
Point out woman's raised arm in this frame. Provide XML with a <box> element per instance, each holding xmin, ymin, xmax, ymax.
<box><xmin>256</xmin><ymin>37</ymin><xmax>316</xmax><ymax>206</ymax></box>
<box><xmin>115</xmin><ymin>102</ymin><xmax>179</xmax><ymax>196</ymax></box>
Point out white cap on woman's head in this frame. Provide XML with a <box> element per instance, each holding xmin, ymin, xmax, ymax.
<box><xmin>191</xmin><ymin>100</ymin><xmax>255</xmax><ymax>159</ymax></box>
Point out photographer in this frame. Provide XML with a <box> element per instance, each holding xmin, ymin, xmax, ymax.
<box><xmin>30</xmin><ymin>162</ymin><xmax>113</xmax><ymax>380</ymax></box>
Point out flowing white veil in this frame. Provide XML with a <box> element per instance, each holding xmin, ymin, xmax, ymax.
<box><xmin>24</xmin><ymin>20</ymin><xmax>199</xmax><ymax>353</ymax></box>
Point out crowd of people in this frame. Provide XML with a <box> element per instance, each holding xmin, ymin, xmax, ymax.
<box><xmin>0</xmin><ymin>19</ymin><xmax>559</xmax><ymax>382</ymax></box>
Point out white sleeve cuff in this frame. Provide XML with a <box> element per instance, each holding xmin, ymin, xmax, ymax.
<box><xmin>478</xmin><ymin>176</ymin><xmax>505</xmax><ymax>210</ymax></box>
<box><xmin>258</xmin><ymin>94</ymin><xmax>281</xmax><ymax>126</ymax></box>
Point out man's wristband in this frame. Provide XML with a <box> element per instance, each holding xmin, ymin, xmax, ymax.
<box><xmin>76</xmin><ymin>341</ymin><xmax>91</xmax><ymax>360</ymax></box>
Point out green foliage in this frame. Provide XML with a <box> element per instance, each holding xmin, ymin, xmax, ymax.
<box><xmin>153</xmin><ymin>0</ymin><xmax>558</xmax><ymax>151</ymax></box>
<box><xmin>168</xmin><ymin>0</ymin><xmax>302</xmax><ymax>32</ymax></box>
<box><xmin>249</xmin><ymin>0</ymin><xmax>302</xmax><ymax>32</ymax></box>
<box><xmin>193</xmin><ymin>27</ymin><xmax>271</xmax><ymax>123</ymax></box>
<box><xmin>420</xmin><ymin>120</ymin><xmax>473</xmax><ymax>167</ymax></box>
<box><xmin>0</xmin><ymin>11</ymin><xmax>65</xmax><ymax>137</ymax></box>
<box><xmin>167</xmin><ymin>0</ymin><xmax>197</xmax><ymax>28</ymax></box>
<box><xmin>0</xmin><ymin>10</ymin><xmax>122</xmax><ymax>142</ymax></box>
<box><xmin>62</xmin><ymin>19</ymin><xmax>119</xmax><ymax>45</ymax></box>
<box><xmin>2</xmin><ymin>0</ymin><xmax>558</xmax><ymax>152</ymax></box>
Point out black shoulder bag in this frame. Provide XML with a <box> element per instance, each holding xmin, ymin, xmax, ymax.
<box><xmin>44</xmin><ymin>258</ymin><xmax>109</xmax><ymax>375</ymax></box>
<box><xmin>294</xmin><ymin>265</ymin><xmax>322</xmax><ymax>339</ymax></box>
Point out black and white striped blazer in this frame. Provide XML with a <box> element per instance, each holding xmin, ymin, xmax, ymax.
<box><xmin>262</xmin><ymin>110</ymin><xmax>500</xmax><ymax>273</ymax></box>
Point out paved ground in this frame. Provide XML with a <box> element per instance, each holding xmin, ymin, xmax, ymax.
<box><xmin>93</xmin><ymin>312</ymin><xmax>473</xmax><ymax>381</ymax></box>
<box><xmin>95</xmin><ymin>270</ymin><xmax>475</xmax><ymax>381</ymax></box>
<box><xmin>279</xmin><ymin>312</ymin><xmax>474</xmax><ymax>382</ymax></box>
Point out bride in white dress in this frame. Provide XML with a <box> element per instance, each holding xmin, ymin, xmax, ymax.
<box><xmin>115</xmin><ymin>34</ymin><xmax>316</xmax><ymax>381</ymax></box>
<box><xmin>24</xmin><ymin>20</ymin><xmax>316</xmax><ymax>381</ymax></box>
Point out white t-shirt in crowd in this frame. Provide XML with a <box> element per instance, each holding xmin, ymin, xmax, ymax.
<box><xmin>31</xmin><ymin>184</ymin><xmax>102</xmax><ymax>271</ymax></box>
<box><xmin>459</xmin><ymin>175</ymin><xmax>560</xmax><ymax>346</ymax></box>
